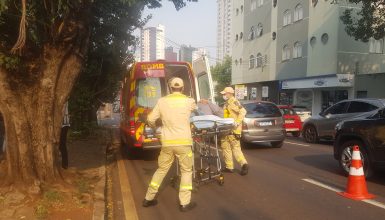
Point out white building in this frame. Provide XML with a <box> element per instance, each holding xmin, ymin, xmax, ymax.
<box><xmin>217</xmin><ymin>0</ymin><xmax>233</xmax><ymax>62</ymax></box>
<box><xmin>192</xmin><ymin>48</ymin><xmax>209</xmax><ymax>62</ymax></box>
<box><xmin>140</xmin><ymin>24</ymin><xmax>165</xmax><ymax>61</ymax></box>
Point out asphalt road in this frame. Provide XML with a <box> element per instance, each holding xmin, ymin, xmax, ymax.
<box><xmin>100</xmin><ymin>111</ymin><xmax>385</xmax><ymax>220</ymax></box>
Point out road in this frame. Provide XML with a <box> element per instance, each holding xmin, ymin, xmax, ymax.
<box><xmin>105</xmin><ymin>118</ymin><xmax>385</xmax><ymax>219</ymax></box>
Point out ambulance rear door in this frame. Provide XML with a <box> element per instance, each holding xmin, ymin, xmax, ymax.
<box><xmin>192</xmin><ymin>55</ymin><xmax>215</xmax><ymax>103</ymax></box>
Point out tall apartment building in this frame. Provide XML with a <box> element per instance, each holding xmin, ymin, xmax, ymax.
<box><xmin>217</xmin><ymin>0</ymin><xmax>233</xmax><ymax>62</ymax></box>
<box><xmin>232</xmin><ymin>0</ymin><xmax>385</xmax><ymax>115</ymax></box>
<box><xmin>179</xmin><ymin>45</ymin><xmax>197</xmax><ymax>63</ymax></box>
<box><xmin>140</xmin><ymin>24</ymin><xmax>165</xmax><ymax>61</ymax></box>
<box><xmin>165</xmin><ymin>46</ymin><xmax>178</xmax><ymax>61</ymax></box>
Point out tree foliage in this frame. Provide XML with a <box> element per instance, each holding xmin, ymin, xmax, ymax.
<box><xmin>340</xmin><ymin>0</ymin><xmax>385</xmax><ymax>41</ymax></box>
<box><xmin>211</xmin><ymin>56</ymin><xmax>232</xmax><ymax>104</ymax></box>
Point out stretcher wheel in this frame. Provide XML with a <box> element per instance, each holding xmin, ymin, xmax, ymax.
<box><xmin>218</xmin><ymin>174</ymin><xmax>224</xmax><ymax>186</ymax></box>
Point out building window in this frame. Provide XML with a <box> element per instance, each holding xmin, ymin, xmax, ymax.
<box><xmin>236</xmin><ymin>8</ymin><xmax>239</xmax><ymax>16</ymax></box>
<box><xmin>235</xmin><ymin>59</ymin><xmax>239</xmax><ymax>66</ymax></box>
<box><xmin>236</xmin><ymin>34</ymin><xmax>239</xmax><ymax>41</ymax></box>
<box><xmin>251</xmin><ymin>0</ymin><xmax>257</xmax><ymax>11</ymax></box>
<box><xmin>282</xmin><ymin>44</ymin><xmax>291</xmax><ymax>61</ymax></box>
<box><xmin>312</xmin><ymin>0</ymin><xmax>318</xmax><ymax>7</ymax></box>
<box><xmin>256</xmin><ymin>23</ymin><xmax>263</xmax><ymax>37</ymax></box>
<box><xmin>241</xmin><ymin>5</ymin><xmax>244</xmax><ymax>13</ymax></box>
<box><xmin>283</xmin><ymin>10</ymin><xmax>291</xmax><ymax>26</ymax></box>
<box><xmin>257</xmin><ymin>0</ymin><xmax>264</xmax><ymax>7</ymax></box>
<box><xmin>256</xmin><ymin>53</ymin><xmax>263</xmax><ymax>67</ymax></box>
<box><xmin>240</xmin><ymin>58</ymin><xmax>243</xmax><ymax>65</ymax></box>
<box><xmin>369</xmin><ymin>38</ymin><xmax>383</xmax><ymax>53</ymax></box>
<box><xmin>249</xmin><ymin>55</ymin><xmax>255</xmax><ymax>69</ymax></box>
<box><xmin>310</xmin><ymin>36</ymin><xmax>316</xmax><ymax>47</ymax></box>
<box><xmin>293</xmin><ymin>41</ymin><xmax>302</xmax><ymax>58</ymax></box>
<box><xmin>321</xmin><ymin>33</ymin><xmax>329</xmax><ymax>44</ymax></box>
<box><xmin>240</xmin><ymin>32</ymin><xmax>243</xmax><ymax>39</ymax></box>
<box><xmin>248</xmin><ymin>26</ymin><xmax>255</xmax><ymax>40</ymax></box>
<box><xmin>294</xmin><ymin>4</ymin><xmax>303</xmax><ymax>22</ymax></box>
<box><xmin>273</xmin><ymin>0</ymin><xmax>277</xmax><ymax>8</ymax></box>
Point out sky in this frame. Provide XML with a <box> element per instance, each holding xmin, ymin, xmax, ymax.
<box><xmin>138</xmin><ymin>0</ymin><xmax>217</xmax><ymax>61</ymax></box>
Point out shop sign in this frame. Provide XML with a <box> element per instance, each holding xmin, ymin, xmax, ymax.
<box><xmin>235</xmin><ymin>84</ymin><xmax>246</xmax><ymax>100</ymax></box>
<box><xmin>281</xmin><ymin>74</ymin><xmax>354</xmax><ymax>90</ymax></box>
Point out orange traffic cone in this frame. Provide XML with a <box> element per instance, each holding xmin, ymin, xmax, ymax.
<box><xmin>338</xmin><ymin>145</ymin><xmax>375</xmax><ymax>200</ymax></box>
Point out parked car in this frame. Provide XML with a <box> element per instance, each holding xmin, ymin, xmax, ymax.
<box><xmin>302</xmin><ymin>98</ymin><xmax>385</xmax><ymax>143</ymax></box>
<box><xmin>278</xmin><ymin>105</ymin><xmax>302</xmax><ymax>137</ymax></box>
<box><xmin>334</xmin><ymin>108</ymin><xmax>385</xmax><ymax>177</ymax></box>
<box><xmin>292</xmin><ymin>105</ymin><xmax>312</xmax><ymax>122</ymax></box>
<box><xmin>241</xmin><ymin>101</ymin><xmax>286</xmax><ymax>148</ymax></box>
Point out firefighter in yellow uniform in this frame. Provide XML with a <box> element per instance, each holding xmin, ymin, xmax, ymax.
<box><xmin>220</xmin><ymin>87</ymin><xmax>249</xmax><ymax>175</ymax></box>
<box><xmin>143</xmin><ymin>77</ymin><xmax>197</xmax><ymax>212</ymax></box>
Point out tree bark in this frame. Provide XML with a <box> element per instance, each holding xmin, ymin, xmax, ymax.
<box><xmin>0</xmin><ymin>46</ymin><xmax>85</xmax><ymax>186</ymax></box>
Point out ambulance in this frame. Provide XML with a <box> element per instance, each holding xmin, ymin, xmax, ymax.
<box><xmin>120</xmin><ymin>57</ymin><xmax>214</xmax><ymax>152</ymax></box>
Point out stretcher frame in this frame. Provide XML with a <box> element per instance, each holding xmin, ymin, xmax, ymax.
<box><xmin>171</xmin><ymin>120</ymin><xmax>234</xmax><ymax>189</ymax></box>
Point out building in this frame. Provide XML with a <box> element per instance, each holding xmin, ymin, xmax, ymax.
<box><xmin>232</xmin><ymin>0</ymin><xmax>385</xmax><ymax>115</ymax></box>
<box><xmin>217</xmin><ymin>0</ymin><xmax>233</xmax><ymax>62</ymax></box>
<box><xmin>140</xmin><ymin>24</ymin><xmax>165</xmax><ymax>61</ymax></box>
<box><xmin>179</xmin><ymin>45</ymin><xmax>196</xmax><ymax>63</ymax></box>
<box><xmin>165</xmin><ymin>46</ymin><xmax>178</xmax><ymax>61</ymax></box>
<box><xmin>192</xmin><ymin>48</ymin><xmax>209</xmax><ymax>62</ymax></box>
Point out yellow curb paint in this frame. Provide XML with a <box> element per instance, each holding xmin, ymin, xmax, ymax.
<box><xmin>117</xmin><ymin>151</ymin><xmax>139</xmax><ymax>220</ymax></box>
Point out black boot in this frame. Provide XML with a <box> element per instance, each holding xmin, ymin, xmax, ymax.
<box><xmin>241</xmin><ymin>164</ymin><xmax>249</xmax><ymax>176</ymax></box>
<box><xmin>179</xmin><ymin>202</ymin><xmax>197</xmax><ymax>212</ymax></box>
<box><xmin>142</xmin><ymin>199</ymin><xmax>158</xmax><ymax>207</ymax></box>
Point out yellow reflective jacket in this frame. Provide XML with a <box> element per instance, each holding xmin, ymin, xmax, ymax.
<box><xmin>223</xmin><ymin>96</ymin><xmax>246</xmax><ymax>134</ymax></box>
<box><xmin>147</xmin><ymin>92</ymin><xmax>197</xmax><ymax>147</ymax></box>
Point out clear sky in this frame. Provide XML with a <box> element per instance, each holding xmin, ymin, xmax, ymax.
<box><xmin>139</xmin><ymin>0</ymin><xmax>217</xmax><ymax>61</ymax></box>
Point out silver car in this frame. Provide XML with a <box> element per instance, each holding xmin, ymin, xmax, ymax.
<box><xmin>302</xmin><ymin>98</ymin><xmax>385</xmax><ymax>143</ymax></box>
<box><xmin>241</xmin><ymin>101</ymin><xmax>286</xmax><ymax>148</ymax></box>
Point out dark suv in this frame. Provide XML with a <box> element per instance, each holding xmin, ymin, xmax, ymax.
<box><xmin>334</xmin><ymin>108</ymin><xmax>385</xmax><ymax>177</ymax></box>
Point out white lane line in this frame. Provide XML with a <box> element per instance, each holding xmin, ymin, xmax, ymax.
<box><xmin>302</xmin><ymin>178</ymin><xmax>341</xmax><ymax>192</ymax></box>
<box><xmin>363</xmin><ymin>199</ymin><xmax>385</xmax><ymax>210</ymax></box>
<box><xmin>285</xmin><ymin>141</ymin><xmax>311</xmax><ymax>147</ymax></box>
<box><xmin>303</xmin><ymin>178</ymin><xmax>385</xmax><ymax>211</ymax></box>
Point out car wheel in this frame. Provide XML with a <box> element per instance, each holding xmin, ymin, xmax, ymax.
<box><xmin>339</xmin><ymin>140</ymin><xmax>373</xmax><ymax>178</ymax></box>
<box><xmin>303</xmin><ymin>125</ymin><xmax>318</xmax><ymax>143</ymax></box>
<box><xmin>271</xmin><ymin>141</ymin><xmax>283</xmax><ymax>148</ymax></box>
<box><xmin>292</xmin><ymin>131</ymin><xmax>301</xmax><ymax>137</ymax></box>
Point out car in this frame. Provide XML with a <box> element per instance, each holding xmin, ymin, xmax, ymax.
<box><xmin>292</xmin><ymin>105</ymin><xmax>312</xmax><ymax>122</ymax></box>
<box><xmin>278</xmin><ymin>105</ymin><xmax>302</xmax><ymax>137</ymax></box>
<box><xmin>302</xmin><ymin>98</ymin><xmax>385</xmax><ymax>143</ymax></box>
<box><xmin>241</xmin><ymin>101</ymin><xmax>286</xmax><ymax>148</ymax></box>
<box><xmin>334</xmin><ymin>107</ymin><xmax>385</xmax><ymax>177</ymax></box>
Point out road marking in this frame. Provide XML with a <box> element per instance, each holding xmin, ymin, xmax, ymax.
<box><xmin>302</xmin><ymin>178</ymin><xmax>341</xmax><ymax>192</ymax></box>
<box><xmin>303</xmin><ymin>178</ymin><xmax>385</xmax><ymax>211</ymax></box>
<box><xmin>285</xmin><ymin>141</ymin><xmax>310</xmax><ymax>147</ymax></box>
<box><xmin>116</xmin><ymin>149</ymin><xmax>139</xmax><ymax>220</ymax></box>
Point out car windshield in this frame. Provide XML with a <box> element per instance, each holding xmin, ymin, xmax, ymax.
<box><xmin>244</xmin><ymin>102</ymin><xmax>282</xmax><ymax>118</ymax></box>
<box><xmin>280</xmin><ymin>108</ymin><xmax>296</xmax><ymax>115</ymax></box>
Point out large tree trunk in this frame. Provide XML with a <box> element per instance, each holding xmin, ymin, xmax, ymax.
<box><xmin>0</xmin><ymin>46</ymin><xmax>86</xmax><ymax>187</ymax></box>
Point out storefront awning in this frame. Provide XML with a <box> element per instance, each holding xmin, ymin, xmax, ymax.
<box><xmin>280</xmin><ymin>74</ymin><xmax>354</xmax><ymax>90</ymax></box>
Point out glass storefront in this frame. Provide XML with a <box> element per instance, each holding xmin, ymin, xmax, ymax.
<box><xmin>321</xmin><ymin>90</ymin><xmax>348</xmax><ymax>111</ymax></box>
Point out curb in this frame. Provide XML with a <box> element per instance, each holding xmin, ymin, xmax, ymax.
<box><xmin>92</xmin><ymin>129</ymin><xmax>111</xmax><ymax>220</ymax></box>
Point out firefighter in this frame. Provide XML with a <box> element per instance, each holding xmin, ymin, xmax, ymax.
<box><xmin>142</xmin><ymin>77</ymin><xmax>197</xmax><ymax>212</ymax></box>
<box><xmin>220</xmin><ymin>87</ymin><xmax>249</xmax><ymax>175</ymax></box>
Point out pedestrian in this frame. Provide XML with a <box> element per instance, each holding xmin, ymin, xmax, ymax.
<box><xmin>59</xmin><ymin>102</ymin><xmax>70</xmax><ymax>169</ymax></box>
<box><xmin>197</xmin><ymin>99</ymin><xmax>223</xmax><ymax>117</ymax></box>
<box><xmin>220</xmin><ymin>87</ymin><xmax>249</xmax><ymax>175</ymax></box>
<box><xmin>143</xmin><ymin>77</ymin><xmax>197</xmax><ymax>212</ymax></box>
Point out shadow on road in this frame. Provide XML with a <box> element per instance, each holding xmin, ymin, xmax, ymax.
<box><xmin>294</xmin><ymin>154</ymin><xmax>344</xmax><ymax>175</ymax></box>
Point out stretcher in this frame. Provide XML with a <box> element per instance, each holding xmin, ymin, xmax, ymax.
<box><xmin>171</xmin><ymin>115</ymin><xmax>235</xmax><ymax>189</ymax></box>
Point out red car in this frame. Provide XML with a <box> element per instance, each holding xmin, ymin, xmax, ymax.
<box><xmin>278</xmin><ymin>105</ymin><xmax>302</xmax><ymax>137</ymax></box>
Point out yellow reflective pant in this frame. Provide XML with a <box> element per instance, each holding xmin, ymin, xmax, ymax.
<box><xmin>145</xmin><ymin>145</ymin><xmax>193</xmax><ymax>205</ymax></box>
<box><xmin>221</xmin><ymin>134</ymin><xmax>247</xmax><ymax>169</ymax></box>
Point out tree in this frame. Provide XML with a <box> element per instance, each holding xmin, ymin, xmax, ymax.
<box><xmin>0</xmin><ymin>0</ymin><xmax>195</xmax><ymax>188</ymax></box>
<box><xmin>340</xmin><ymin>0</ymin><xmax>385</xmax><ymax>41</ymax></box>
<box><xmin>211</xmin><ymin>56</ymin><xmax>232</xmax><ymax>104</ymax></box>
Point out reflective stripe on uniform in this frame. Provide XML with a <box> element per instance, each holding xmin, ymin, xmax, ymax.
<box><xmin>236</xmin><ymin>156</ymin><xmax>245</xmax><ymax>163</ymax></box>
<box><xmin>162</xmin><ymin>139</ymin><xmax>193</xmax><ymax>145</ymax></box>
<box><xmin>180</xmin><ymin>184</ymin><xmax>193</xmax><ymax>190</ymax></box>
<box><xmin>149</xmin><ymin>181</ymin><xmax>160</xmax><ymax>189</ymax></box>
<box><xmin>187</xmin><ymin>151</ymin><xmax>193</xmax><ymax>157</ymax></box>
